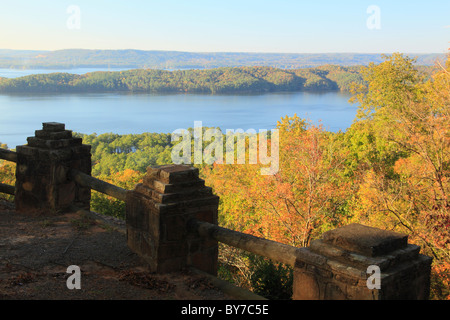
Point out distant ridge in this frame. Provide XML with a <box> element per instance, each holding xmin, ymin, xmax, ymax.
<box><xmin>0</xmin><ymin>49</ymin><xmax>445</xmax><ymax>70</ymax></box>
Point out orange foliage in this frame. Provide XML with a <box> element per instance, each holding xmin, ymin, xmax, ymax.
<box><xmin>96</xmin><ymin>169</ymin><xmax>144</xmax><ymax>189</ymax></box>
<box><xmin>348</xmin><ymin>53</ymin><xmax>450</xmax><ymax>299</ymax></box>
<box><xmin>204</xmin><ymin>117</ymin><xmax>351</xmax><ymax>247</ymax></box>
<box><xmin>204</xmin><ymin>53</ymin><xmax>450</xmax><ymax>299</ymax></box>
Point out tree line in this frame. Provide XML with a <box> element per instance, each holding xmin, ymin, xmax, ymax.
<box><xmin>0</xmin><ymin>49</ymin><xmax>444</xmax><ymax>70</ymax></box>
<box><xmin>0</xmin><ymin>65</ymin><xmax>367</xmax><ymax>93</ymax></box>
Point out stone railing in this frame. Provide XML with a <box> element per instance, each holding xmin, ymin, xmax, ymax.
<box><xmin>0</xmin><ymin>122</ymin><xmax>433</xmax><ymax>300</ymax></box>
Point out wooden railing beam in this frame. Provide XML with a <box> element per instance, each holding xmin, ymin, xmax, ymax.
<box><xmin>0</xmin><ymin>148</ymin><xmax>17</xmax><ymax>163</ymax></box>
<box><xmin>70</xmin><ymin>169</ymin><xmax>128</xmax><ymax>202</ymax></box>
<box><xmin>0</xmin><ymin>182</ymin><xmax>15</xmax><ymax>195</ymax></box>
<box><xmin>189</xmin><ymin>219</ymin><xmax>302</xmax><ymax>267</ymax></box>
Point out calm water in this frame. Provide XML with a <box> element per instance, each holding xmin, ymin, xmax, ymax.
<box><xmin>0</xmin><ymin>68</ymin><xmax>129</xmax><ymax>79</ymax></box>
<box><xmin>0</xmin><ymin>91</ymin><xmax>357</xmax><ymax>149</ymax></box>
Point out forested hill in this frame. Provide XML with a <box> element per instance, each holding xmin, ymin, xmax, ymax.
<box><xmin>0</xmin><ymin>49</ymin><xmax>445</xmax><ymax>69</ymax></box>
<box><xmin>0</xmin><ymin>65</ymin><xmax>368</xmax><ymax>94</ymax></box>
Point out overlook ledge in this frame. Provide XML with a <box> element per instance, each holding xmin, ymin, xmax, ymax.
<box><xmin>0</xmin><ymin>200</ymin><xmax>234</xmax><ymax>300</ymax></box>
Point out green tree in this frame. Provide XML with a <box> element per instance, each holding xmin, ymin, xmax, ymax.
<box><xmin>349</xmin><ymin>52</ymin><xmax>450</xmax><ymax>299</ymax></box>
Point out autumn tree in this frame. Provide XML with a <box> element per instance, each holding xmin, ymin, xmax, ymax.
<box><xmin>91</xmin><ymin>169</ymin><xmax>144</xmax><ymax>219</ymax></box>
<box><xmin>204</xmin><ymin>114</ymin><xmax>350</xmax><ymax>247</ymax></box>
<box><xmin>349</xmin><ymin>52</ymin><xmax>450</xmax><ymax>299</ymax></box>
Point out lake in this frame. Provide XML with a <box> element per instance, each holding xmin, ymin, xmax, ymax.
<box><xmin>0</xmin><ymin>67</ymin><xmax>128</xmax><ymax>79</ymax></box>
<box><xmin>0</xmin><ymin>90</ymin><xmax>357</xmax><ymax>149</ymax></box>
<box><xmin>0</xmin><ymin>67</ymin><xmax>359</xmax><ymax>148</ymax></box>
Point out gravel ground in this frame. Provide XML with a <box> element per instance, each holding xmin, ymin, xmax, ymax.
<box><xmin>0</xmin><ymin>199</ymin><xmax>231</xmax><ymax>300</ymax></box>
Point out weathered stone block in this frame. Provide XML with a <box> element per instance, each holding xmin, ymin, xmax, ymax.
<box><xmin>147</xmin><ymin>165</ymin><xmax>200</xmax><ymax>184</ymax></box>
<box><xmin>15</xmin><ymin>122</ymin><xmax>91</xmax><ymax>215</ymax></box>
<box><xmin>43</xmin><ymin>122</ymin><xmax>65</xmax><ymax>132</ymax></box>
<box><xmin>293</xmin><ymin>223</ymin><xmax>433</xmax><ymax>300</ymax></box>
<box><xmin>41</xmin><ymin>137</ymin><xmax>82</xmax><ymax>149</ymax></box>
<box><xmin>189</xmin><ymin>248</ymin><xmax>218</xmax><ymax>276</ymax></box>
<box><xmin>57</xmin><ymin>182</ymin><xmax>76</xmax><ymax>207</ymax></box>
<box><xmin>35</xmin><ymin>129</ymin><xmax>73</xmax><ymax>140</ymax></box>
<box><xmin>321</xmin><ymin>223</ymin><xmax>408</xmax><ymax>257</ymax></box>
<box><xmin>293</xmin><ymin>270</ymin><xmax>320</xmax><ymax>300</ymax></box>
<box><xmin>162</xmin><ymin>214</ymin><xmax>188</xmax><ymax>241</ymax></box>
<box><xmin>126</xmin><ymin>164</ymin><xmax>219</xmax><ymax>275</ymax></box>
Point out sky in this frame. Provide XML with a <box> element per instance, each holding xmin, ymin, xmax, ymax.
<box><xmin>0</xmin><ymin>0</ymin><xmax>449</xmax><ymax>54</ymax></box>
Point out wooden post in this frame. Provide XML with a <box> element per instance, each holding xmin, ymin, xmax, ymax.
<box><xmin>14</xmin><ymin>122</ymin><xmax>91</xmax><ymax>215</ymax></box>
<box><xmin>126</xmin><ymin>164</ymin><xmax>219</xmax><ymax>274</ymax></box>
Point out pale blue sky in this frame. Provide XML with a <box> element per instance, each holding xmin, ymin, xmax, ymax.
<box><xmin>0</xmin><ymin>0</ymin><xmax>449</xmax><ymax>53</ymax></box>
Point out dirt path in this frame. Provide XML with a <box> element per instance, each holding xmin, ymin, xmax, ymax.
<box><xmin>0</xmin><ymin>199</ymin><xmax>231</xmax><ymax>300</ymax></box>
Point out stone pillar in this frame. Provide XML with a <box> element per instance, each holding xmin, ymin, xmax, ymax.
<box><xmin>293</xmin><ymin>223</ymin><xmax>433</xmax><ymax>300</ymax></box>
<box><xmin>126</xmin><ymin>164</ymin><xmax>219</xmax><ymax>275</ymax></box>
<box><xmin>15</xmin><ymin>122</ymin><xmax>91</xmax><ymax>215</ymax></box>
